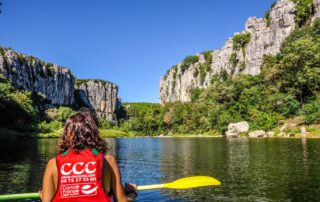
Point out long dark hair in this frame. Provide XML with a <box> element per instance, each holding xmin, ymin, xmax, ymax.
<box><xmin>58</xmin><ymin>108</ymin><xmax>108</xmax><ymax>154</ymax></box>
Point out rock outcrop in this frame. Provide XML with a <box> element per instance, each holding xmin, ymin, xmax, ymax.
<box><xmin>76</xmin><ymin>80</ymin><xmax>120</xmax><ymax>121</ymax></box>
<box><xmin>225</xmin><ymin>121</ymin><xmax>249</xmax><ymax>138</ymax></box>
<box><xmin>0</xmin><ymin>48</ymin><xmax>75</xmax><ymax>105</ymax></box>
<box><xmin>160</xmin><ymin>0</ymin><xmax>297</xmax><ymax>104</ymax></box>
<box><xmin>0</xmin><ymin>47</ymin><xmax>121</xmax><ymax>121</ymax></box>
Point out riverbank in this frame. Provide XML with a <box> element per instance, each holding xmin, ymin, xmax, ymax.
<box><xmin>1</xmin><ymin>126</ymin><xmax>320</xmax><ymax>139</ymax></box>
<box><xmin>1</xmin><ymin>116</ymin><xmax>320</xmax><ymax>139</ymax></box>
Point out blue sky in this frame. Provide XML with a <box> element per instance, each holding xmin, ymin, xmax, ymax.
<box><xmin>0</xmin><ymin>0</ymin><xmax>274</xmax><ymax>103</ymax></box>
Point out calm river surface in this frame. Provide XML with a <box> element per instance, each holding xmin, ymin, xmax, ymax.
<box><xmin>0</xmin><ymin>137</ymin><xmax>320</xmax><ymax>201</ymax></box>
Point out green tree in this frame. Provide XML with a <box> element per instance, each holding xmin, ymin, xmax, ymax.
<box><xmin>302</xmin><ymin>99</ymin><xmax>320</xmax><ymax>124</ymax></box>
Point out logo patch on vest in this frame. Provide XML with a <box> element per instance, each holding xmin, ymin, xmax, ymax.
<box><xmin>60</xmin><ymin>183</ymin><xmax>98</xmax><ymax>198</ymax></box>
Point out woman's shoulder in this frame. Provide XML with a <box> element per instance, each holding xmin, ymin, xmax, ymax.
<box><xmin>46</xmin><ymin>157</ymin><xmax>57</xmax><ymax>168</ymax></box>
<box><xmin>104</xmin><ymin>155</ymin><xmax>116</xmax><ymax>164</ymax></box>
<box><xmin>44</xmin><ymin>157</ymin><xmax>58</xmax><ymax>176</ymax></box>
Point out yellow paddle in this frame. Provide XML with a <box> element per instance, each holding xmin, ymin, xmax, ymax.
<box><xmin>138</xmin><ymin>176</ymin><xmax>221</xmax><ymax>190</ymax></box>
<box><xmin>0</xmin><ymin>176</ymin><xmax>221</xmax><ymax>201</ymax></box>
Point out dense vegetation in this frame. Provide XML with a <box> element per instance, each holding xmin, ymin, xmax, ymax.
<box><xmin>0</xmin><ymin>76</ymin><xmax>38</xmax><ymax>132</ymax></box>
<box><xmin>0</xmin><ymin>75</ymin><xmax>77</xmax><ymax>136</ymax></box>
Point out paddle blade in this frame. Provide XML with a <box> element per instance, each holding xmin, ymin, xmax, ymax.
<box><xmin>164</xmin><ymin>176</ymin><xmax>221</xmax><ymax>189</ymax></box>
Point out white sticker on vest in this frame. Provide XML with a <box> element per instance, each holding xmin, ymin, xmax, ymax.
<box><xmin>60</xmin><ymin>183</ymin><xmax>98</xmax><ymax>198</ymax></box>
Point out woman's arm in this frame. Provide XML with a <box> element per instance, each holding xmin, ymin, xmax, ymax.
<box><xmin>104</xmin><ymin>155</ymin><xmax>136</xmax><ymax>202</ymax></box>
<box><xmin>41</xmin><ymin>158</ymin><xmax>58</xmax><ymax>202</ymax></box>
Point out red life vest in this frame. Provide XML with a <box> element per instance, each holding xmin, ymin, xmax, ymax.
<box><xmin>53</xmin><ymin>148</ymin><xmax>112</xmax><ymax>202</ymax></box>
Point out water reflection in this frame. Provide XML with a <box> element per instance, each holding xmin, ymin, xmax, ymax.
<box><xmin>0</xmin><ymin>139</ymin><xmax>58</xmax><ymax>194</ymax></box>
<box><xmin>0</xmin><ymin>138</ymin><xmax>320</xmax><ymax>201</ymax></box>
<box><xmin>160</xmin><ymin>138</ymin><xmax>227</xmax><ymax>201</ymax></box>
<box><xmin>159</xmin><ymin>138</ymin><xmax>320</xmax><ymax>201</ymax></box>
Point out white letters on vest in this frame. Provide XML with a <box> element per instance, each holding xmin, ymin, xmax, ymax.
<box><xmin>61</xmin><ymin>162</ymin><xmax>96</xmax><ymax>175</ymax></box>
<box><xmin>85</xmin><ymin>162</ymin><xmax>96</xmax><ymax>174</ymax></box>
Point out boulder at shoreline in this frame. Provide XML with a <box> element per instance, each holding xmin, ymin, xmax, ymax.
<box><xmin>225</xmin><ymin>121</ymin><xmax>249</xmax><ymax>138</ymax></box>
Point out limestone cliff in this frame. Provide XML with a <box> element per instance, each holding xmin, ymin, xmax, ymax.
<box><xmin>0</xmin><ymin>47</ymin><xmax>75</xmax><ymax>105</ymax></box>
<box><xmin>160</xmin><ymin>0</ymin><xmax>319</xmax><ymax>104</ymax></box>
<box><xmin>0</xmin><ymin>47</ymin><xmax>121</xmax><ymax>121</ymax></box>
<box><xmin>75</xmin><ymin>80</ymin><xmax>120</xmax><ymax>121</ymax></box>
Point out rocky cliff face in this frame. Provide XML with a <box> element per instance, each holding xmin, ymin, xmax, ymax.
<box><xmin>0</xmin><ymin>48</ymin><xmax>121</xmax><ymax>121</ymax></box>
<box><xmin>160</xmin><ymin>0</ymin><xmax>300</xmax><ymax>104</ymax></box>
<box><xmin>76</xmin><ymin>80</ymin><xmax>120</xmax><ymax>121</ymax></box>
<box><xmin>0</xmin><ymin>48</ymin><xmax>75</xmax><ymax>105</ymax></box>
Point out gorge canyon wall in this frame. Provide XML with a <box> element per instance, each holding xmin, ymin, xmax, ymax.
<box><xmin>160</xmin><ymin>0</ymin><xmax>320</xmax><ymax>104</ymax></box>
<box><xmin>0</xmin><ymin>47</ymin><xmax>120</xmax><ymax>121</ymax></box>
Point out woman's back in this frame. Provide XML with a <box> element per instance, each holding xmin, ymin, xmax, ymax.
<box><xmin>53</xmin><ymin>148</ymin><xmax>111</xmax><ymax>202</ymax></box>
<box><xmin>41</xmin><ymin>109</ymin><xmax>136</xmax><ymax>202</ymax></box>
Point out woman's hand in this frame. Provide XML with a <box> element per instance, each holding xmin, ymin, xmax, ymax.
<box><xmin>38</xmin><ymin>188</ymin><xmax>43</xmax><ymax>200</ymax></box>
<box><xmin>125</xmin><ymin>183</ymin><xmax>137</xmax><ymax>201</ymax></box>
<box><xmin>105</xmin><ymin>155</ymin><xmax>137</xmax><ymax>202</ymax></box>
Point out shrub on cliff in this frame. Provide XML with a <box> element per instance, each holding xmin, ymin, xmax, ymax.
<box><xmin>232</xmin><ymin>32</ymin><xmax>251</xmax><ymax>71</ymax></box>
<box><xmin>202</xmin><ymin>50</ymin><xmax>213</xmax><ymax>64</ymax></box>
<box><xmin>265</xmin><ymin>10</ymin><xmax>271</xmax><ymax>27</ymax></box>
<box><xmin>180</xmin><ymin>55</ymin><xmax>199</xmax><ymax>73</ymax></box>
<box><xmin>232</xmin><ymin>32</ymin><xmax>251</xmax><ymax>51</ymax></box>
<box><xmin>291</xmin><ymin>0</ymin><xmax>314</xmax><ymax>27</ymax></box>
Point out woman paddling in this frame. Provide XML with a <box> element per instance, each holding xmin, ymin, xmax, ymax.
<box><xmin>41</xmin><ymin>108</ymin><xmax>137</xmax><ymax>202</ymax></box>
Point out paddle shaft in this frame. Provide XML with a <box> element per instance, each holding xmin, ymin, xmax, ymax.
<box><xmin>0</xmin><ymin>184</ymin><xmax>165</xmax><ymax>200</ymax></box>
<box><xmin>137</xmin><ymin>184</ymin><xmax>164</xmax><ymax>190</ymax></box>
<box><xmin>0</xmin><ymin>184</ymin><xmax>168</xmax><ymax>201</ymax></box>
<box><xmin>0</xmin><ymin>193</ymin><xmax>39</xmax><ymax>201</ymax></box>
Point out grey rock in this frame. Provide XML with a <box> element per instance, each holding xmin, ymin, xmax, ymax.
<box><xmin>249</xmin><ymin>130</ymin><xmax>266</xmax><ymax>138</ymax></box>
<box><xmin>76</xmin><ymin>80</ymin><xmax>120</xmax><ymax>121</ymax></box>
<box><xmin>228</xmin><ymin>121</ymin><xmax>250</xmax><ymax>133</ymax></box>
<box><xmin>0</xmin><ymin>48</ymin><xmax>75</xmax><ymax>105</ymax></box>
<box><xmin>160</xmin><ymin>0</ymin><xmax>297</xmax><ymax>104</ymax></box>
<box><xmin>225</xmin><ymin>121</ymin><xmax>249</xmax><ymax>138</ymax></box>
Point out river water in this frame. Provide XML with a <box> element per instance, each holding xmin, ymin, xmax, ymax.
<box><xmin>0</xmin><ymin>137</ymin><xmax>320</xmax><ymax>201</ymax></box>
